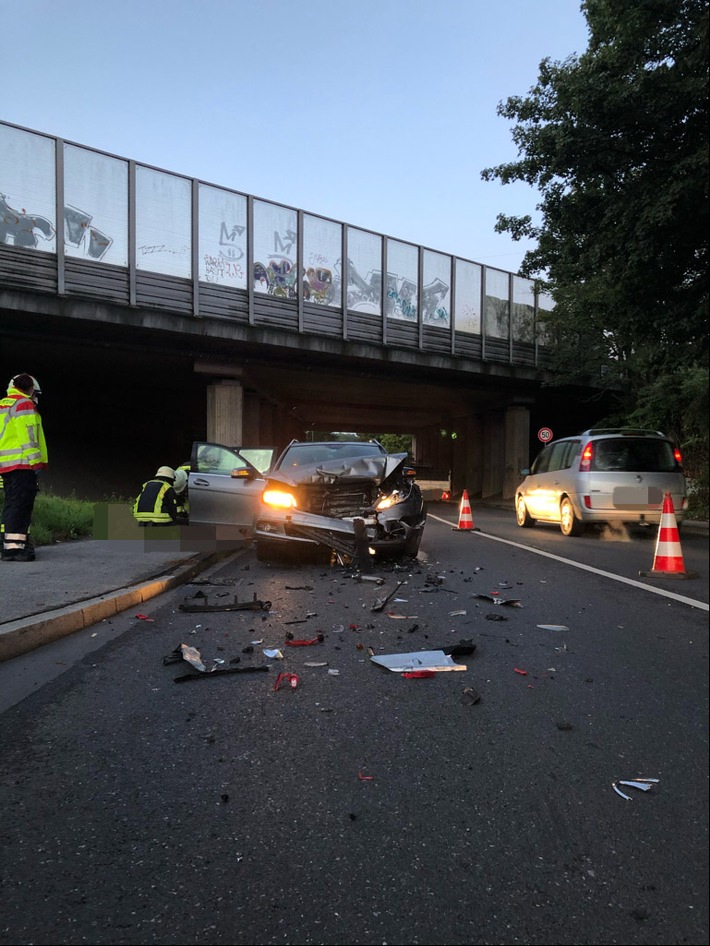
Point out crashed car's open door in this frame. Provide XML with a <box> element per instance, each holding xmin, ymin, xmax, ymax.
<box><xmin>188</xmin><ymin>442</ymin><xmax>275</xmax><ymax>534</ymax></box>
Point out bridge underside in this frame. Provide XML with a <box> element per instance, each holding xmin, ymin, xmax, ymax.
<box><xmin>1</xmin><ymin>289</ymin><xmax>609</xmax><ymax>503</ymax></box>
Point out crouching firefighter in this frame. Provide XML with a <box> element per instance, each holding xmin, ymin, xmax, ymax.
<box><xmin>133</xmin><ymin>466</ymin><xmax>188</xmax><ymax>526</ymax></box>
<box><xmin>1</xmin><ymin>374</ymin><xmax>48</xmax><ymax>562</ymax></box>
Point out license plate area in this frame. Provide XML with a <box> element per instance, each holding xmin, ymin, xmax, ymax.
<box><xmin>613</xmin><ymin>486</ymin><xmax>663</xmax><ymax>508</ymax></box>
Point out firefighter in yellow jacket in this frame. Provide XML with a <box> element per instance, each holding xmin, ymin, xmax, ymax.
<box><xmin>133</xmin><ymin>466</ymin><xmax>188</xmax><ymax>525</ymax></box>
<box><xmin>0</xmin><ymin>374</ymin><xmax>48</xmax><ymax>562</ymax></box>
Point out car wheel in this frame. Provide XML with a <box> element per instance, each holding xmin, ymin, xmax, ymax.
<box><xmin>516</xmin><ymin>496</ymin><xmax>535</xmax><ymax>528</ymax></box>
<box><xmin>560</xmin><ymin>498</ymin><xmax>584</xmax><ymax>536</ymax></box>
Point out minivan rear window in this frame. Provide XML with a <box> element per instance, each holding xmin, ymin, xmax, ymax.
<box><xmin>591</xmin><ymin>438</ymin><xmax>677</xmax><ymax>473</ymax></box>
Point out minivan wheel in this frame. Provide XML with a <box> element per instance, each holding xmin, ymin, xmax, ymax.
<box><xmin>560</xmin><ymin>498</ymin><xmax>584</xmax><ymax>536</ymax></box>
<box><xmin>516</xmin><ymin>496</ymin><xmax>535</xmax><ymax>528</ymax></box>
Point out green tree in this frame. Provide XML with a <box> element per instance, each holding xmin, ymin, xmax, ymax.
<box><xmin>482</xmin><ymin>0</ymin><xmax>709</xmax><ymax>513</ymax></box>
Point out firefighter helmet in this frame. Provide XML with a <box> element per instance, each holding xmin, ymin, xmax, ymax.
<box><xmin>173</xmin><ymin>469</ymin><xmax>188</xmax><ymax>493</ymax></box>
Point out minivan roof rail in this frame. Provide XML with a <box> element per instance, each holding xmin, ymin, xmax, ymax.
<box><xmin>581</xmin><ymin>428</ymin><xmax>665</xmax><ymax>437</ymax></box>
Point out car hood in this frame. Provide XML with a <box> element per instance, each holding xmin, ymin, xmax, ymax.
<box><xmin>270</xmin><ymin>453</ymin><xmax>409</xmax><ymax>488</ymax></box>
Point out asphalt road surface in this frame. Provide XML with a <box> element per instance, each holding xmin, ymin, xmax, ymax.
<box><xmin>1</xmin><ymin>508</ymin><xmax>708</xmax><ymax>946</ymax></box>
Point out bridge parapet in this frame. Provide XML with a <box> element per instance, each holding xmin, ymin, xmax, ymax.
<box><xmin>1</xmin><ymin>120</ymin><xmax>554</xmax><ymax>369</ymax></box>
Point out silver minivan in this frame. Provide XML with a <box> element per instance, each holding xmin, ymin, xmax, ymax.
<box><xmin>515</xmin><ymin>428</ymin><xmax>687</xmax><ymax>536</ymax></box>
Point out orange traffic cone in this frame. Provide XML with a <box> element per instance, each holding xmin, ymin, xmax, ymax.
<box><xmin>639</xmin><ymin>492</ymin><xmax>697</xmax><ymax>579</ymax></box>
<box><xmin>453</xmin><ymin>489</ymin><xmax>474</xmax><ymax>531</ymax></box>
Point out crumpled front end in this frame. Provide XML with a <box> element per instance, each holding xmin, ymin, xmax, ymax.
<box><xmin>255</xmin><ymin>453</ymin><xmax>427</xmax><ymax>561</ymax></box>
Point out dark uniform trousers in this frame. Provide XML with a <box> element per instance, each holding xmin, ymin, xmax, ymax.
<box><xmin>1</xmin><ymin>469</ymin><xmax>39</xmax><ymax>551</ymax></box>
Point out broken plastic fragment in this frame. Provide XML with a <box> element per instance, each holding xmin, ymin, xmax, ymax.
<box><xmin>513</xmin><ymin>667</ymin><xmax>528</xmax><ymax>675</ymax></box>
<box><xmin>284</xmin><ymin>634</ymin><xmax>324</xmax><ymax>646</ymax></box>
<box><xmin>179</xmin><ymin>644</ymin><xmax>207</xmax><ymax>672</ymax></box>
<box><xmin>449</xmin><ymin>610</ymin><xmax>467</xmax><ymax>616</ymax></box>
<box><xmin>473</xmin><ymin>594</ymin><xmax>522</xmax><ymax>607</ymax></box>
<box><xmin>263</xmin><ymin>648</ymin><xmax>284</xmax><ymax>659</ymax></box>
<box><xmin>402</xmin><ymin>670</ymin><xmax>436</xmax><ymax>678</ymax></box>
<box><xmin>461</xmin><ymin>687</ymin><xmax>481</xmax><ymax>705</ymax></box>
<box><xmin>304</xmin><ymin>661</ymin><xmax>329</xmax><ymax>667</ymax></box>
<box><xmin>612</xmin><ymin>782</ymin><xmax>633</xmax><ymax>801</ymax></box>
<box><xmin>358</xmin><ymin>771</ymin><xmax>374</xmax><ymax>781</ymax></box>
<box><xmin>537</xmin><ymin>624</ymin><xmax>569</xmax><ymax>631</ymax></box>
<box><xmin>371</xmin><ymin>650</ymin><xmax>466</xmax><ymax>673</ymax></box>
<box><xmin>273</xmin><ymin>672</ymin><xmax>299</xmax><ymax>691</ymax></box>
<box><xmin>135</xmin><ymin>613</ymin><xmax>154</xmax><ymax>621</ymax></box>
<box><xmin>612</xmin><ymin>777</ymin><xmax>658</xmax><ymax>800</ymax></box>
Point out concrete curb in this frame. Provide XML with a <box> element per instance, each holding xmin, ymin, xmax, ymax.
<box><xmin>0</xmin><ymin>550</ymin><xmax>228</xmax><ymax>663</ymax></box>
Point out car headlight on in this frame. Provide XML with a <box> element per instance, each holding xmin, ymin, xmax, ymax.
<box><xmin>262</xmin><ymin>488</ymin><xmax>298</xmax><ymax>509</ymax></box>
<box><xmin>376</xmin><ymin>490</ymin><xmax>404</xmax><ymax>511</ymax></box>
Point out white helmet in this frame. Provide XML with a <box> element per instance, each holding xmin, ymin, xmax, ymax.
<box><xmin>155</xmin><ymin>466</ymin><xmax>175</xmax><ymax>480</ymax></box>
<box><xmin>173</xmin><ymin>468</ymin><xmax>188</xmax><ymax>493</ymax></box>
<box><xmin>9</xmin><ymin>374</ymin><xmax>41</xmax><ymax>396</ymax></box>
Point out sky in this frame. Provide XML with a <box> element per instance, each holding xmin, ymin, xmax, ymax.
<box><xmin>3</xmin><ymin>0</ymin><xmax>590</xmax><ymax>275</ymax></box>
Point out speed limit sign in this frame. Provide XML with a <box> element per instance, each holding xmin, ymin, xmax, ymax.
<box><xmin>538</xmin><ymin>427</ymin><xmax>553</xmax><ymax>443</ymax></box>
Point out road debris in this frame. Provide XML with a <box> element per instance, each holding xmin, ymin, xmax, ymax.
<box><xmin>371</xmin><ymin>580</ymin><xmax>406</xmax><ymax>612</ymax></box>
<box><xmin>371</xmin><ymin>650</ymin><xmax>467</xmax><ymax>673</ymax></box>
<box><xmin>174</xmin><ymin>666</ymin><xmax>269</xmax><ymax>683</ymax></box>
<box><xmin>263</xmin><ymin>648</ymin><xmax>284</xmax><ymax>659</ymax></box>
<box><xmin>472</xmin><ymin>594</ymin><xmax>522</xmax><ymax>607</ymax></box>
<box><xmin>513</xmin><ymin>667</ymin><xmax>528</xmax><ymax>675</ymax></box>
<box><xmin>461</xmin><ymin>687</ymin><xmax>481</xmax><ymax>705</ymax></box>
<box><xmin>163</xmin><ymin>643</ymin><xmax>207</xmax><ymax>671</ymax></box>
<box><xmin>402</xmin><ymin>670</ymin><xmax>436</xmax><ymax>678</ymax></box>
<box><xmin>358</xmin><ymin>771</ymin><xmax>374</xmax><ymax>781</ymax></box>
<box><xmin>285</xmin><ymin>634</ymin><xmax>324</xmax><ymax>646</ymax></box>
<box><xmin>442</xmin><ymin>642</ymin><xmax>477</xmax><ymax>657</ymax></box>
<box><xmin>135</xmin><ymin>613</ymin><xmax>154</xmax><ymax>621</ymax></box>
<box><xmin>612</xmin><ymin>777</ymin><xmax>659</xmax><ymax>800</ymax></box>
<box><xmin>537</xmin><ymin>624</ymin><xmax>569</xmax><ymax>631</ymax></box>
<box><xmin>179</xmin><ymin>592</ymin><xmax>271</xmax><ymax>613</ymax></box>
<box><xmin>273</xmin><ymin>672</ymin><xmax>299</xmax><ymax>691</ymax></box>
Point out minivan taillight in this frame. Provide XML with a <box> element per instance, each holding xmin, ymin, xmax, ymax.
<box><xmin>674</xmin><ymin>448</ymin><xmax>683</xmax><ymax>465</ymax></box>
<box><xmin>579</xmin><ymin>441</ymin><xmax>593</xmax><ymax>471</ymax></box>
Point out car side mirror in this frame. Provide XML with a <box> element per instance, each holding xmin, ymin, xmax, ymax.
<box><xmin>231</xmin><ymin>467</ymin><xmax>255</xmax><ymax>480</ymax></box>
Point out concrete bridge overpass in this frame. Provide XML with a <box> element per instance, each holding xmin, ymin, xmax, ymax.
<box><xmin>0</xmin><ymin>120</ymin><xmax>605</xmax><ymax>501</ymax></box>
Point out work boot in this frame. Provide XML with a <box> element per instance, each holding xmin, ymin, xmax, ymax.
<box><xmin>1</xmin><ymin>548</ymin><xmax>35</xmax><ymax>562</ymax></box>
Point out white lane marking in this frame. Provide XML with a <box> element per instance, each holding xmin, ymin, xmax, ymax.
<box><xmin>427</xmin><ymin>513</ymin><xmax>709</xmax><ymax>612</ymax></box>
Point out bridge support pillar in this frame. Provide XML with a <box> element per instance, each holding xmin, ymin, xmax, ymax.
<box><xmin>207</xmin><ymin>380</ymin><xmax>243</xmax><ymax>446</ymax></box>
<box><xmin>503</xmin><ymin>405</ymin><xmax>530</xmax><ymax>499</ymax></box>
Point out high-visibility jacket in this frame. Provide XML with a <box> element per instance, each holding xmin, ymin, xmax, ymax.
<box><xmin>0</xmin><ymin>385</ymin><xmax>48</xmax><ymax>474</ymax></box>
<box><xmin>133</xmin><ymin>476</ymin><xmax>180</xmax><ymax>524</ymax></box>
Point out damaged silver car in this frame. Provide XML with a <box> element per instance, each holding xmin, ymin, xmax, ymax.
<box><xmin>254</xmin><ymin>440</ymin><xmax>427</xmax><ymax>563</ymax></box>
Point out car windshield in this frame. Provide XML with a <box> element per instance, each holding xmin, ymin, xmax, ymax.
<box><xmin>277</xmin><ymin>442</ymin><xmax>386</xmax><ymax>470</ymax></box>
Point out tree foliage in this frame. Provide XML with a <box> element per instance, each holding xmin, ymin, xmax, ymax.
<box><xmin>482</xmin><ymin>0</ymin><xmax>709</xmax><ymax>513</ymax></box>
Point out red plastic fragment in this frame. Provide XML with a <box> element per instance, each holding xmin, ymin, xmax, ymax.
<box><xmin>358</xmin><ymin>771</ymin><xmax>374</xmax><ymax>781</ymax></box>
<box><xmin>514</xmin><ymin>667</ymin><xmax>528</xmax><ymax>675</ymax></box>
<box><xmin>135</xmin><ymin>614</ymin><xmax>154</xmax><ymax>621</ymax></box>
<box><xmin>402</xmin><ymin>670</ymin><xmax>436</xmax><ymax>678</ymax></box>
<box><xmin>273</xmin><ymin>672</ymin><xmax>299</xmax><ymax>691</ymax></box>
<box><xmin>284</xmin><ymin>636</ymin><xmax>323</xmax><ymax>646</ymax></box>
